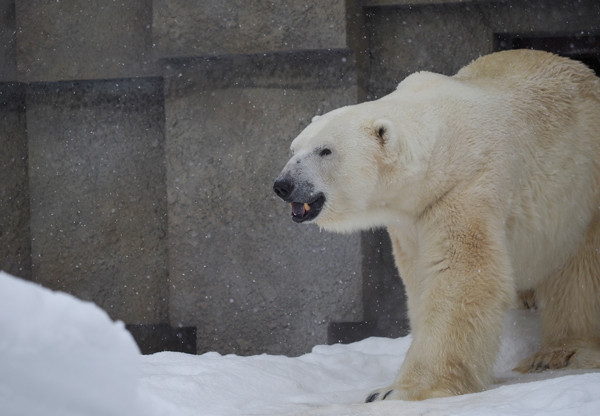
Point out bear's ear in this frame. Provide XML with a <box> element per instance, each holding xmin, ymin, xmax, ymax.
<box><xmin>372</xmin><ymin>118</ymin><xmax>396</xmax><ymax>147</ymax></box>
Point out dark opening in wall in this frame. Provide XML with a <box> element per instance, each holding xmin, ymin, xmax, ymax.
<box><xmin>126</xmin><ymin>324</ymin><xmax>196</xmax><ymax>355</ymax></box>
<box><xmin>495</xmin><ymin>33</ymin><xmax>600</xmax><ymax>76</ymax></box>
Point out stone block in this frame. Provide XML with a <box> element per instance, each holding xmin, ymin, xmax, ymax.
<box><xmin>489</xmin><ymin>0</ymin><xmax>600</xmax><ymax>36</ymax></box>
<box><xmin>15</xmin><ymin>0</ymin><xmax>158</xmax><ymax>82</ymax></box>
<box><xmin>366</xmin><ymin>0</ymin><xmax>600</xmax><ymax>98</ymax></box>
<box><xmin>366</xmin><ymin>2</ymin><xmax>491</xmax><ymax>99</ymax></box>
<box><xmin>165</xmin><ymin>51</ymin><xmax>363</xmax><ymax>356</ymax></box>
<box><xmin>26</xmin><ymin>78</ymin><xmax>168</xmax><ymax>324</ymax></box>
<box><xmin>153</xmin><ymin>0</ymin><xmax>348</xmax><ymax>57</ymax></box>
<box><xmin>361</xmin><ymin>228</ymin><xmax>409</xmax><ymax>337</ymax></box>
<box><xmin>0</xmin><ymin>83</ymin><xmax>30</xmax><ymax>278</ymax></box>
<box><xmin>0</xmin><ymin>0</ymin><xmax>17</xmax><ymax>82</ymax></box>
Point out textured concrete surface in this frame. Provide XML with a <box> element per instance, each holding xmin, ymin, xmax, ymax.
<box><xmin>165</xmin><ymin>52</ymin><xmax>363</xmax><ymax>355</ymax></box>
<box><xmin>16</xmin><ymin>0</ymin><xmax>159</xmax><ymax>82</ymax></box>
<box><xmin>26</xmin><ymin>78</ymin><xmax>168</xmax><ymax>324</ymax></box>
<box><xmin>153</xmin><ymin>0</ymin><xmax>348</xmax><ymax>57</ymax></box>
<box><xmin>0</xmin><ymin>83</ymin><xmax>30</xmax><ymax>278</ymax></box>
<box><xmin>361</xmin><ymin>229</ymin><xmax>407</xmax><ymax>335</ymax></box>
<box><xmin>366</xmin><ymin>0</ymin><xmax>600</xmax><ymax>98</ymax></box>
<box><xmin>365</xmin><ymin>2</ymin><xmax>491</xmax><ymax>99</ymax></box>
<box><xmin>0</xmin><ymin>0</ymin><xmax>17</xmax><ymax>82</ymax></box>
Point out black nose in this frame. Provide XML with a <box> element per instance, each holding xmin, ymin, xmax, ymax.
<box><xmin>273</xmin><ymin>178</ymin><xmax>293</xmax><ymax>200</ymax></box>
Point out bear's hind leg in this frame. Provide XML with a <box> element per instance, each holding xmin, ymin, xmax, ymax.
<box><xmin>515</xmin><ymin>218</ymin><xmax>600</xmax><ymax>373</ymax></box>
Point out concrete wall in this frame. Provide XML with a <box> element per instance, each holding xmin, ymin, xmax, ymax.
<box><xmin>164</xmin><ymin>52</ymin><xmax>362</xmax><ymax>355</ymax></box>
<box><xmin>1</xmin><ymin>0</ymin><xmax>599</xmax><ymax>355</ymax></box>
<box><xmin>153</xmin><ymin>0</ymin><xmax>348</xmax><ymax>56</ymax></box>
<box><xmin>0</xmin><ymin>83</ymin><xmax>29</xmax><ymax>279</ymax></box>
<box><xmin>366</xmin><ymin>0</ymin><xmax>600</xmax><ymax>98</ymax></box>
<box><xmin>15</xmin><ymin>0</ymin><xmax>158</xmax><ymax>82</ymax></box>
<box><xmin>26</xmin><ymin>79</ymin><xmax>168</xmax><ymax>324</ymax></box>
<box><xmin>0</xmin><ymin>0</ymin><xmax>17</xmax><ymax>82</ymax></box>
<box><xmin>2</xmin><ymin>0</ymin><xmax>364</xmax><ymax>356</ymax></box>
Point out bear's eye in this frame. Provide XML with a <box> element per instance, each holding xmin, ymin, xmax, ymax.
<box><xmin>319</xmin><ymin>148</ymin><xmax>332</xmax><ymax>157</ymax></box>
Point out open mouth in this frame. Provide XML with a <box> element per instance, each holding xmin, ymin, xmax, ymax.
<box><xmin>290</xmin><ymin>193</ymin><xmax>325</xmax><ymax>223</ymax></box>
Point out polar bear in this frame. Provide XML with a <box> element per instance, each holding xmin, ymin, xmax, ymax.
<box><xmin>273</xmin><ymin>49</ymin><xmax>600</xmax><ymax>402</ymax></box>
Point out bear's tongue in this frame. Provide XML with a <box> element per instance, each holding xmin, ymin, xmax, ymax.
<box><xmin>291</xmin><ymin>202</ymin><xmax>310</xmax><ymax>218</ymax></box>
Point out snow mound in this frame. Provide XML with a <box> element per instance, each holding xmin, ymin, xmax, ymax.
<box><xmin>0</xmin><ymin>271</ymin><xmax>140</xmax><ymax>416</ymax></box>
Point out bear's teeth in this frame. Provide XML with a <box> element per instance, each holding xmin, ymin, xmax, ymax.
<box><xmin>304</xmin><ymin>203</ymin><xmax>311</xmax><ymax>212</ymax></box>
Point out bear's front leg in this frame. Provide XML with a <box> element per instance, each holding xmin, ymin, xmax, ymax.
<box><xmin>367</xmin><ymin>207</ymin><xmax>514</xmax><ymax>402</ymax></box>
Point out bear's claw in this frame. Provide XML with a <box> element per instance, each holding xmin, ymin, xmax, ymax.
<box><xmin>365</xmin><ymin>389</ymin><xmax>394</xmax><ymax>402</ymax></box>
<box><xmin>365</xmin><ymin>392</ymin><xmax>379</xmax><ymax>403</ymax></box>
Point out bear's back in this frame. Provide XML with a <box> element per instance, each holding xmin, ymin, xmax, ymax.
<box><xmin>454</xmin><ymin>49</ymin><xmax>600</xmax><ymax>100</ymax></box>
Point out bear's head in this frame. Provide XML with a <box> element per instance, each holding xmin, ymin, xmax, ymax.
<box><xmin>273</xmin><ymin>103</ymin><xmax>417</xmax><ymax>233</ymax></box>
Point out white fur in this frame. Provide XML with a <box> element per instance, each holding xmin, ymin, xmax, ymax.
<box><xmin>278</xmin><ymin>50</ymin><xmax>600</xmax><ymax>401</ymax></box>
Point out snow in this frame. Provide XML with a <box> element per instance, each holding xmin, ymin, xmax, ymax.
<box><xmin>1</xmin><ymin>271</ymin><xmax>600</xmax><ymax>416</ymax></box>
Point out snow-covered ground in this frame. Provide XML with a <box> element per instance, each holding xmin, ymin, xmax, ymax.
<box><xmin>1</xmin><ymin>271</ymin><xmax>600</xmax><ymax>416</ymax></box>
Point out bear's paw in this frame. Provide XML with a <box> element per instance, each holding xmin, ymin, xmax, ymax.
<box><xmin>514</xmin><ymin>345</ymin><xmax>600</xmax><ymax>373</ymax></box>
<box><xmin>365</xmin><ymin>384</ymin><xmax>453</xmax><ymax>402</ymax></box>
